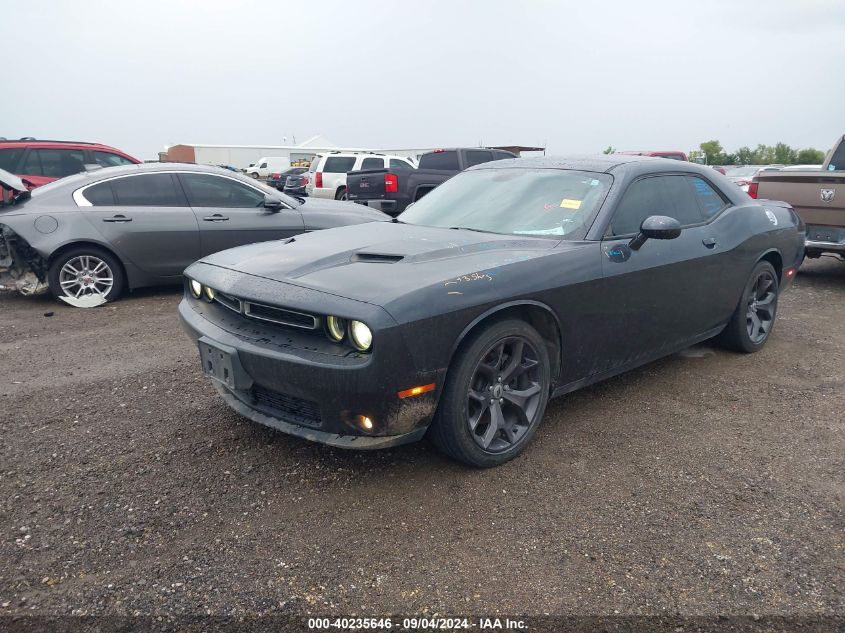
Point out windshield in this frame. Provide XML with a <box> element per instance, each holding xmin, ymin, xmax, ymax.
<box><xmin>399</xmin><ymin>168</ymin><xmax>612</xmax><ymax>239</ymax></box>
<box><xmin>725</xmin><ymin>167</ymin><xmax>759</xmax><ymax>177</ymax></box>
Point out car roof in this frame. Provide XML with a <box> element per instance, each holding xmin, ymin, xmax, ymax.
<box><xmin>0</xmin><ymin>139</ymin><xmax>122</xmax><ymax>150</ymax></box>
<box><xmin>31</xmin><ymin>162</ymin><xmax>253</xmax><ymax>192</ymax></box>
<box><xmin>469</xmin><ymin>154</ymin><xmax>668</xmax><ymax>173</ymax></box>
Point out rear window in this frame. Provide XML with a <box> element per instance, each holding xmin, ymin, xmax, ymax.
<box><xmin>419</xmin><ymin>151</ymin><xmax>459</xmax><ymax>170</ymax></box>
<box><xmin>361</xmin><ymin>157</ymin><xmax>384</xmax><ymax>170</ymax></box>
<box><xmin>0</xmin><ymin>148</ymin><xmax>24</xmax><ymax>172</ymax></box>
<box><xmin>93</xmin><ymin>151</ymin><xmax>135</xmax><ymax>168</ymax></box>
<box><xmin>828</xmin><ymin>142</ymin><xmax>845</xmax><ymax>171</ymax></box>
<box><xmin>323</xmin><ymin>156</ymin><xmax>357</xmax><ymax>173</ymax></box>
<box><xmin>308</xmin><ymin>157</ymin><xmax>322</xmax><ymax>172</ymax></box>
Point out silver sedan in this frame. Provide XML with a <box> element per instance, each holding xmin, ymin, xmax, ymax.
<box><xmin>0</xmin><ymin>163</ymin><xmax>388</xmax><ymax>305</ymax></box>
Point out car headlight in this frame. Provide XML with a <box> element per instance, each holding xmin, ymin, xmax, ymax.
<box><xmin>326</xmin><ymin>316</ymin><xmax>347</xmax><ymax>342</ymax></box>
<box><xmin>203</xmin><ymin>286</ymin><xmax>216</xmax><ymax>302</ymax></box>
<box><xmin>189</xmin><ymin>279</ymin><xmax>203</xmax><ymax>298</ymax></box>
<box><xmin>349</xmin><ymin>320</ymin><xmax>372</xmax><ymax>351</ymax></box>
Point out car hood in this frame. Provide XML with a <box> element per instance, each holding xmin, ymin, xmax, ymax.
<box><xmin>197</xmin><ymin>222</ymin><xmax>563</xmax><ymax>305</ymax></box>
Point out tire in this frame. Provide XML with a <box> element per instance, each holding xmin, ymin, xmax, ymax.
<box><xmin>716</xmin><ymin>260</ymin><xmax>779</xmax><ymax>353</ymax></box>
<box><xmin>48</xmin><ymin>246</ymin><xmax>125</xmax><ymax>304</ymax></box>
<box><xmin>430</xmin><ymin>319</ymin><xmax>551</xmax><ymax>467</ymax></box>
<box><xmin>335</xmin><ymin>188</ymin><xmax>348</xmax><ymax>201</ymax></box>
<box><xmin>250</xmin><ymin>172</ymin><xmax>259</xmax><ymax>179</ymax></box>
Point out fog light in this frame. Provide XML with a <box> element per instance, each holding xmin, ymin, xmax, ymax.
<box><xmin>349</xmin><ymin>320</ymin><xmax>372</xmax><ymax>351</ymax></box>
<box><xmin>326</xmin><ymin>315</ymin><xmax>347</xmax><ymax>342</ymax></box>
<box><xmin>203</xmin><ymin>285</ymin><xmax>216</xmax><ymax>302</ymax></box>
<box><xmin>189</xmin><ymin>279</ymin><xmax>203</xmax><ymax>298</ymax></box>
<box><xmin>358</xmin><ymin>415</ymin><xmax>374</xmax><ymax>431</ymax></box>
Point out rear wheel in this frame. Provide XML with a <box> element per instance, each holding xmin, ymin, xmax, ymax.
<box><xmin>430</xmin><ymin>319</ymin><xmax>551</xmax><ymax>467</ymax></box>
<box><xmin>48</xmin><ymin>246</ymin><xmax>125</xmax><ymax>304</ymax></box>
<box><xmin>336</xmin><ymin>188</ymin><xmax>348</xmax><ymax>201</ymax></box>
<box><xmin>717</xmin><ymin>260</ymin><xmax>779</xmax><ymax>353</ymax></box>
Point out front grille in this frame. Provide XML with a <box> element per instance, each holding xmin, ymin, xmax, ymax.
<box><xmin>214</xmin><ymin>292</ymin><xmax>242</xmax><ymax>313</ymax></box>
<box><xmin>251</xmin><ymin>385</ymin><xmax>322</xmax><ymax>428</ymax></box>
<box><xmin>243</xmin><ymin>301</ymin><xmax>318</xmax><ymax>329</ymax></box>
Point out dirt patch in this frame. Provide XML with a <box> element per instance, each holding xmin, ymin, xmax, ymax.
<box><xmin>1</xmin><ymin>260</ymin><xmax>843</xmax><ymax>619</ymax></box>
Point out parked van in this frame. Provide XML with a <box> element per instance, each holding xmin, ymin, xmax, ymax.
<box><xmin>244</xmin><ymin>156</ymin><xmax>291</xmax><ymax>179</ymax></box>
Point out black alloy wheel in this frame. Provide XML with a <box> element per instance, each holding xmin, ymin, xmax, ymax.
<box><xmin>467</xmin><ymin>337</ymin><xmax>543</xmax><ymax>452</ymax></box>
<box><xmin>430</xmin><ymin>319</ymin><xmax>551</xmax><ymax>467</ymax></box>
<box><xmin>717</xmin><ymin>260</ymin><xmax>779</xmax><ymax>353</ymax></box>
<box><xmin>746</xmin><ymin>268</ymin><xmax>777</xmax><ymax>344</ymax></box>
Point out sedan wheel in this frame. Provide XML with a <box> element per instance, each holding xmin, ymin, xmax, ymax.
<box><xmin>59</xmin><ymin>255</ymin><xmax>114</xmax><ymax>298</ymax></box>
<box><xmin>48</xmin><ymin>247</ymin><xmax>125</xmax><ymax>305</ymax></box>
<box><xmin>431</xmin><ymin>319</ymin><xmax>550</xmax><ymax>467</ymax></box>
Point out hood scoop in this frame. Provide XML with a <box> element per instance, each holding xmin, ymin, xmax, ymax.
<box><xmin>351</xmin><ymin>252</ymin><xmax>405</xmax><ymax>264</ymax></box>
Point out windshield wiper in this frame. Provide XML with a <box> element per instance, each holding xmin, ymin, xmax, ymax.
<box><xmin>448</xmin><ymin>226</ymin><xmax>506</xmax><ymax>235</ymax></box>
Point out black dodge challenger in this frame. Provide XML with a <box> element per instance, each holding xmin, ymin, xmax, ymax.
<box><xmin>179</xmin><ymin>155</ymin><xmax>805</xmax><ymax>467</ymax></box>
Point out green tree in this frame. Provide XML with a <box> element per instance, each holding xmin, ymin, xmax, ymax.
<box><xmin>603</xmin><ymin>145</ymin><xmax>616</xmax><ymax>155</ymax></box>
<box><xmin>795</xmin><ymin>148</ymin><xmax>825</xmax><ymax>164</ymax></box>
<box><xmin>699</xmin><ymin>140</ymin><xmax>725</xmax><ymax>166</ymax></box>
<box><xmin>734</xmin><ymin>146</ymin><xmax>755</xmax><ymax>165</ymax></box>
<box><xmin>773</xmin><ymin>142</ymin><xmax>797</xmax><ymax>165</ymax></box>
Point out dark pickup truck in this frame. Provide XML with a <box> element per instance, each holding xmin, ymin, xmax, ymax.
<box><xmin>346</xmin><ymin>147</ymin><xmax>515</xmax><ymax>215</ymax></box>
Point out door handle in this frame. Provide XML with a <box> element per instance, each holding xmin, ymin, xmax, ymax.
<box><xmin>702</xmin><ymin>237</ymin><xmax>717</xmax><ymax>248</ymax></box>
<box><xmin>203</xmin><ymin>214</ymin><xmax>229</xmax><ymax>222</ymax></box>
<box><xmin>103</xmin><ymin>214</ymin><xmax>132</xmax><ymax>223</ymax></box>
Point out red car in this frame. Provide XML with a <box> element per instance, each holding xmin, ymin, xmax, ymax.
<box><xmin>0</xmin><ymin>139</ymin><xmax>140</xmax><ymax>188</ymax></box>
<box><xmin>617</xmin><ymin>150</ymin><xmax>689</xmax><ymax>161</ymax></box>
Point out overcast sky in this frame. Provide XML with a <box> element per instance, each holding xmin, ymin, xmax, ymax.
<box><xmin>2</xmin><ymin>0</ymin><xmax>843</xmax><ymax>160</ymax></box>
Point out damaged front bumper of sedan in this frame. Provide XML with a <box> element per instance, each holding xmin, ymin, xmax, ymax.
<box><xmin>0</xmin><ymin>224</ymin><xmax>49</xmax><ymax>295</ymax></box>
<box><xmin>179</xmin><ymin>265</ymin><xmax>444</xmax><ymax>449</ymax></box>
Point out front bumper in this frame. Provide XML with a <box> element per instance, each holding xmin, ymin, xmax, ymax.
<box><xmin>178</xmin><ymin>284</ymin><xmax>442</xmax><ymax>449</ymax></box>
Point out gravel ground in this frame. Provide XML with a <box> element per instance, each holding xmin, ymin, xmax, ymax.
<box><xmin>0</xmin><ymin>258</ymin><xmax>843</xmax><ymax>624</ymax></box>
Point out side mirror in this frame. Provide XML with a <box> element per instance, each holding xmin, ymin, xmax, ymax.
<box><xmin>629</xmin><ymin>215</ymin><xmax>682</xmax><ymax>250</ymax></box>
<box><xmin>263</xmin><ymin>195</ymin><xmax>284</xmax><ymax>212</ymax></box>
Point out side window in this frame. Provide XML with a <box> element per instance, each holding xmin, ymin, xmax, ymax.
<box><xmin>0</xmin><ymin>148</ymin><xmax>25</xmax><ymax>172</ymax></box>
<box><xmin>493</xmin><ymin>152</ymin><xmax>514</xmax><ymax>161</ymax></box>
<box><xmin>361</xmin><ymin>157</ymin><xmax>383</xmax><ymax>170</ymax></box>
<box><xmin>110</xmin><ymin>174</ymin><xmax>187</xmax><ymax>206</ymax></box>
<box><xmin>687</xmin><ymin>176</ymin><xmax>728</xmax><ymax>218</ymax></box>
<box><xmin>259</xmin><ymin>162</ymin><xmax>267</xmax><ymax>169</ymax></box>
<box><xmin>389</xmin><ymin>159</ymin><xmax>413</xmax><ymax>170</ymax></box>
<box><xmin>323</xmin><ymin>156</ymin><xmax>357</xmax><ymax>173</ymax></box>
<box><xmin>82</xmin><ymin>181</ymin><xmax>116</xmax><ymax>206</ymax></box>
<box><xmin>33</xmin><ymin>149</ymin><xmax>86</xmax><ymax>178</ymax></box>
<box><xmin>93</xmin><ymin>151</ymin><xmax>135</xmax><ymax>167</ymax></box>
<box><xmin>418</xmin><ymin>151</ymin><xmax>459</xmax><ymax>170</ymax></box>
<box><xmin>465</xmin><ymin>150</ymin><xmax>494</xmax><ymax>167</ymax></box>
<box><xmin>21</xmin><ymin>150</ymin><xmax>44</xmax><ymax>176</ymax></box>
<box><xmin>609</xmin><ymin>177</ymin><xmax>665</xmax><ymax>237</ymax></box>
<box><xmin>180</xmin><ymin>173</ymin><xmax>265</xmax><ymax>208</ymax></box>
<box><xmin>660</xmin><ymin>176</ymin><xmax>706</xmax><ymax>226</ymax></box>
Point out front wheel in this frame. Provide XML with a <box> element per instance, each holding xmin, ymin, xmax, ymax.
<box><xmin>430</xmin><ymin>319</ymin><xmax>551</xmax><ymax>467</ymax></box>
<box><xmin>250</xmin><ymin>172</ymin><xmax>259</xmax><ymax>179</ymax></box>
<box><xmin>716</xmin><ymin>260</ymin><xmax>779</xmax><ymax>353</ymax></box>
<box><xmin>48</xmin><ymin>246</ymin><xmax>125</xmax><ymax>305</ymax></box>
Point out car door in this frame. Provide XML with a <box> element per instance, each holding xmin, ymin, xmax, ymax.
<box><xmin>178</xmin><ymin>172</ymin><xmax>305</xmax><ymax>256</ymax></box>
<box><xmin>596</xmin><ymin>174</ymin><xmax>717</xmax><ymax>373</ymax></box>
<box><xmin>78</xmin><ymin>172</ymin><xmax>201</xmax><ymax>277</ymax></box>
